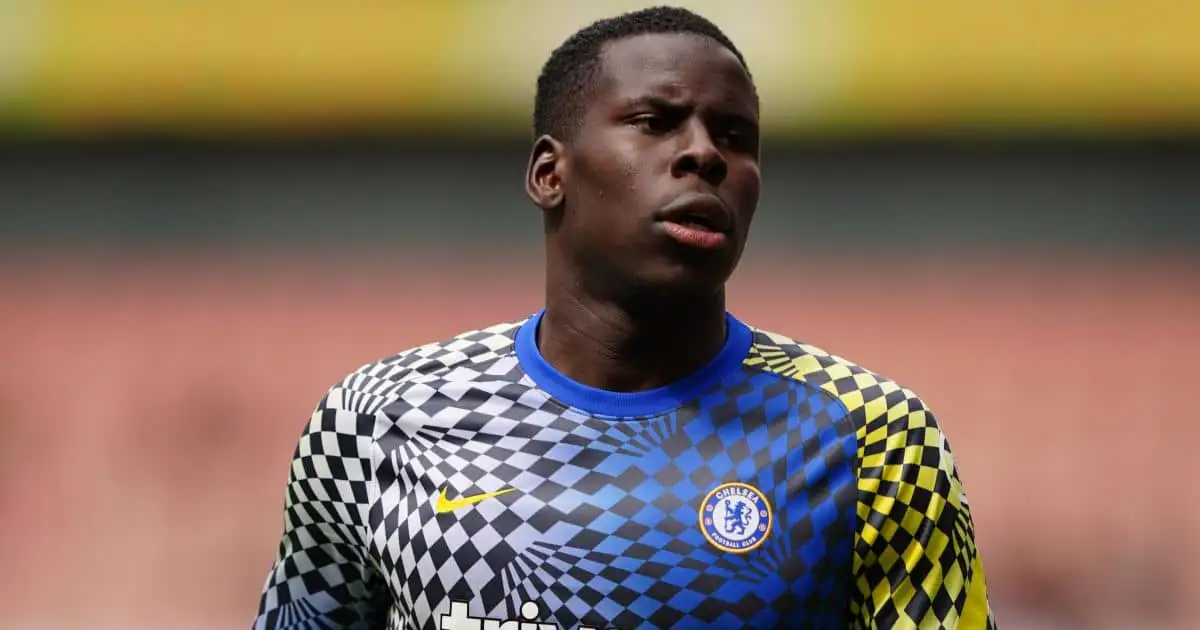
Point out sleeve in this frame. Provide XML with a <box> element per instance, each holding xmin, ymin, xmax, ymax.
<box><xmin>849</xmin><ymin>394</ymin><xmax>996</xmax><ymax>629</ymax></box>
<box><xmin>253</xmin><ymin>397</ymin><xmax>388</xmax><ymax>630</ymax></box>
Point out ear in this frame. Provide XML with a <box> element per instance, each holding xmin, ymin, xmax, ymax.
<box><xmin>525</xmin><ymin>134</ymin><xmax>566</xmax><ymax>211</ymax></box>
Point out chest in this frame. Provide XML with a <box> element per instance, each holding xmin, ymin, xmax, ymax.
<box><xmin>369</xmin><ymin>391</ymin><xmax>858</xmax><ymax>630</ymax></box>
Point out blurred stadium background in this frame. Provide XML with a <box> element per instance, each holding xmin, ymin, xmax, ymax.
<box><xmin>1</xmin><ymin>1</ymin><xmax>1198</xmax><ymax>628</ymax></box>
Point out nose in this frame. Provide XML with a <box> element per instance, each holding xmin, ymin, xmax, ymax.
<box><xmin>671</xmin><ymin>120</ymin><xmax>727</xmax><ymax>187</ymax></box>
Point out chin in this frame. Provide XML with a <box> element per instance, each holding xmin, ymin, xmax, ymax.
<box><xmin>629</xmin><ymin>263</ymin><xmax>733</xmax><ymax>304</ymax></box>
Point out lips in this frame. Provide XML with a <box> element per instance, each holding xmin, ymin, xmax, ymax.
<box><xmin>654</xmin><ymin>193</ymin><xmax>734</xmax><ymax>250</ymax></box>
<box><xmin>655</xmin><ymin>193</ymin><xmax>733</xmax><ymax>234</ymax></box>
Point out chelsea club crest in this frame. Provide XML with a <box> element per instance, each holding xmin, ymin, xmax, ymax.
<box><xmin>699</xmin><ymin>482</ymin><xmax>772</xmax><ymax>554</ymax></box>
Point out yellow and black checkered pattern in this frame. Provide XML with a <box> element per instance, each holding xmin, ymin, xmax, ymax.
<box><xmin>747</xmin><ymin>330</ymin><xmax>996</xmax><ymax>629</ymax></box>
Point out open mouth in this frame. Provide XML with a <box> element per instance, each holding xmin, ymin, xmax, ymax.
<box><xmin>655</xmin><ymin>194</ymin><xmax>733</xmax><ymax>249</ymax></box>
<box><xmin>656</xmin><ymin>194</ymin><xmax>733</xmax><ymax>234</ymax></box>
<box><xmin>671</xmin><ymin>211</ymin><xmax>719</xmax><ymax>232</ymax></box>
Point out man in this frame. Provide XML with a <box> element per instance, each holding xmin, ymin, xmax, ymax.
<box><xmin>254</xmin><ymin>6</ymin><xmax>995</xmax><ymax>629</ymax></box>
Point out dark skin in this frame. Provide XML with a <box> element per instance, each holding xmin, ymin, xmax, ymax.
<box><xmin>525</xmin><ymin>32</ymin><xmax>761</xmax><ymax>393</ymax></box>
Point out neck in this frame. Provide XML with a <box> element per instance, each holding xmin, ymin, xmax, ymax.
<box><xmin>538</xmin><ymin>280</ymin><xmax>729</xmax><ymax>393</ymax></box>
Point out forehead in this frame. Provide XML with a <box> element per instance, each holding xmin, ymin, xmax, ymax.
<box><xmin>592</xmin><ymin>32</ymin><xmax>757</xmax><ymax>113</ymax></box>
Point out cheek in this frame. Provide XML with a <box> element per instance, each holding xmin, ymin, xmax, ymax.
<box><xmin>597</xmin><ymin>142</ymin><xmax>642</xmax><ymax>202</ymax></box>
<box><xmin>618</xmin><ymin>150</ymin><xmax>641</xmax><ymax>180</ymax></box>
<box><xmin>578</xmin><ymin>145</ymin><xmax>634</xmax><ymax>195</ymax></box>
<box><xmin>732</xmin><ymin>165</ymin><xmax>762</xmax><ymax>215</ymax></box>
<box><xmin>585</xmin><ymin>154</ymin><xmax>647</xmax><ymax>214</ymax></box>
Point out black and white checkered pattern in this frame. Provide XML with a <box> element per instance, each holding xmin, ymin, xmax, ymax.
<box><xmin>255</xmin><ymin>322</ymin><xmax>524</xmax><ymax>630</ymax></box>
<box><xmin>254</xmin><ymin>318</ymin><xmax>994</xmax><ymax>629</ymax></box>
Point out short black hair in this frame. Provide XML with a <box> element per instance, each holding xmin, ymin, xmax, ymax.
<box><xmin>533</xmin><ymin>6</ymin><xmax>754</xmax><ymax>141</ymax></box>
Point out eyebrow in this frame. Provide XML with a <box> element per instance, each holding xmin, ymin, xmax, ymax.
<box><xmin>621</xmin><ymin>96</ymin><xmax>689</xmax><ymax>112</ymax></box>
<box><xmin>622</xmin><ymin>95</ymin><xmax>757</xmax><ymax>125</ymax></box>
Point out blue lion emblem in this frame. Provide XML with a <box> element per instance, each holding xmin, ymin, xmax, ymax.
<box><xmin>723</xmin><ymin>498</ymin><xmax>751</xmax><ymax>535</ymax></box>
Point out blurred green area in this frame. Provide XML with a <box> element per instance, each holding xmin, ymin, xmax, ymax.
<box><xmin>0</xmin><ymin>1</ymin><xmax>1196</xmax><ymax>252</ymax></box>
<box><xmin>1</xmin><ymin>0</ymin><xmax>1198</xmax><ymax>139</ymax></box>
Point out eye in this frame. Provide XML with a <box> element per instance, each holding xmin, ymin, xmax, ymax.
<box><xmin>721</xmin><ymin>130</ymin><xmax>746</xmax><ymax>148</ymax></box>
<box><xmin>631</xmin><ymin>114</ymin><xmax>673</xmax><ymax>135</ymax></box>
<box><xmin>717</xmin><ymin>126</ymin><xmax>758</xmax><ymax>153</ymax></box>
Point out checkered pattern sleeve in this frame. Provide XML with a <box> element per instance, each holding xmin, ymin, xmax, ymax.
<box><xmin>850</xmin><ymin>395</ymin><xmax>996</xmax><ymax>629</ymax></box>
<box><xmin>253</xmin><ymin>397</ymin><xmax>387</xmax><ymax>629</ymax></box>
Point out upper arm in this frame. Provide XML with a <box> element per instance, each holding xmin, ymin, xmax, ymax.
<box><xmin>254</xmin><ymin>398</ymin><xmax>387</xmax><ymax>630</ymax></box>
<box><xmin>849</xmin><ymin>394</ymin><xmax>995</xmax><ymax>629</ymax></box>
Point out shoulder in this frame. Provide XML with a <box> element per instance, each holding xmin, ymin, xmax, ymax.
<box><xmin>743</xmin><ymin>326</ymin><xmax>933</xmax><ymax>434</ymax></box>
<box><xmin>320</xmin><ymin>318</ymin><xmax>527</xmax><ymax>417</ymax></box>
<box><xmin>287</xmin><ymin>318</ymin><xmax>528</xmax><ymax>466</ymax></box>
<box><xmin>744</xmin><ymin>325</ymin><xmax>970</xmax><ymax>492</ymax></box>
